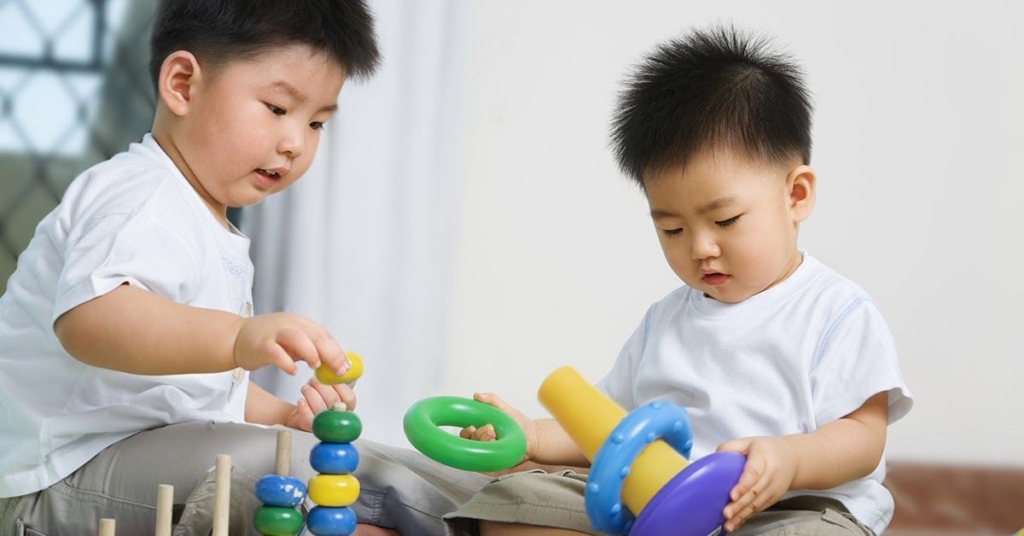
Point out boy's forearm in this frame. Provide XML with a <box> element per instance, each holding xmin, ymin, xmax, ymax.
<box><xmin>245</xmin><ymin>382</ymin><xmax>294</xmax><ymax>426</ymax></box>
<box><xmin>533</xmin><ymin>418</ymin><xmax>590</xmax><ymax>467</ymax></box>
<box><xmin>786</xmin><ymin>392</ymin><xmax>888</xmax><ymax>490</ymax></box>
<box><xmin>54</xmin><ymin>284</ymin><xmax>245</xmax><ymax>375</ymax></box>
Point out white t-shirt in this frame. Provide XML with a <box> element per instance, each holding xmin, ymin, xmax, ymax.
<box><xmin>597</xmin><ymin>254</ymin><xmax>913</xmax><ymax>535</ymax></box>
<box><xmin>0</xmin><ymin>134</ymin><xmax>253</xmax><ymax>498</ymax></box>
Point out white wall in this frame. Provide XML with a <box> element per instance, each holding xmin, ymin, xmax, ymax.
<box><xmin>442</xmin><ymin>1</ymin><xmax>1024</xmax><ymax>466</ymax></box>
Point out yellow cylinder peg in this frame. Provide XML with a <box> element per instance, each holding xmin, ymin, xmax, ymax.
<box><xmin>315</xmin><ymin>352</ymin><xmax>364</xmax><ymax>385</ymax></box>
<box><xmin>307</xmin><ymin>474</ymin><xmax>360</xmax><ymax>507</ymax></box>
<box><xmin>537</xmin><ymin>367</ymin><xmax>689</xmax><ymax>517</ymax></box>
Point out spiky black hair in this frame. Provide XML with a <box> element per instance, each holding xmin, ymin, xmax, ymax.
<box><xmin>610</xmin><ymin>25</ymin><xmax>812</xmax><ymax>187</ymax></box>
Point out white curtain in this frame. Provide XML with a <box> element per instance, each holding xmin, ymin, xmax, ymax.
<box><xmin>244</xmin><ymin>1</ymin><xmax>472</xmax><ymax>447</ymax></box>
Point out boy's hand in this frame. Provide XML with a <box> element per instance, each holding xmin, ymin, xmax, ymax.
<box><xmin>284</xmin><ymin>377</ymin><xmax>357</xmax><ymax>432</ymax></box>
<box><xmin>716</xmin><ymin>436</ymin><xmax>799</xmax><ymax>532</ymax></box>
<box><xmin>233</xmin><ymin>312</ymin><xmax>349</xmax><ymax>376</ymax></box>
<box><xmin>459</xmin><ymin>392</ymin><xmax>540</xmax><ymax>464</ymax></box>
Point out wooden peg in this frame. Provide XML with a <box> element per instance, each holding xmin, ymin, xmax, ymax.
<box><xmin>212</xmin><ymin>454</ymin><xmax>231</xmax><ymax>536</ymax></box>
<box><xmin>155</xmin><ymin>483</ymin><xmax>173</xmax><ymax>536</ymax></box>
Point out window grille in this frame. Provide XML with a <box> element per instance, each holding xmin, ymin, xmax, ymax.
<box><xmin>0</xmin><ymin>0</ymin><xmax>157</xmax><ymax>293</ymax></box>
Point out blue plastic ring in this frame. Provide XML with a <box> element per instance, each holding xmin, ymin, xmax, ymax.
<box><xmin>310</xmin><ymin>442</ymin><xmax>360</xmax><ymax>475</ymax></box>
<box><xmin>307</xmin><ymin>505</ymin><xmax>357</xmax><ymax>535</ymax></box>
<box><xmin>584</xmin><ymin>400</ymin><xmax>693</xmax><ymax>535</ymax></box>
<box><xmin>254</xmin><ymin>474</ymin><xmax>307</xmax><ymax>508</ymax></box>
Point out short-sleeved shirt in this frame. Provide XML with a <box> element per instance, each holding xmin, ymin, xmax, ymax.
<box><xmin>0</xmin><ymin>134</ymin><xmax>253</xmax><ymax>498</ymax></box>
<box><xmin>597</xmin><ymin>254</ymin><xmax>913</xmax><ymax>534</ymax></box>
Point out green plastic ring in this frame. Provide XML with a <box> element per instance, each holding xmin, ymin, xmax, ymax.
<box><xmin>403</xmin><ymin>396</ymin><xmax>527</xmax><ymax>472</ymax></box>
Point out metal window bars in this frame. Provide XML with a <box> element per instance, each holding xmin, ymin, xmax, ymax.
<box><xmin>0</xmin><ymin>0</ymin><xmax>156</xmax><ymax>292</ymax></box>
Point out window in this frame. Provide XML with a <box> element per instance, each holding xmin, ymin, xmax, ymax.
<box><xmin>0</xmin><ymin>0</ymin><xmax>156</xmax><ymax>293</ymax></box>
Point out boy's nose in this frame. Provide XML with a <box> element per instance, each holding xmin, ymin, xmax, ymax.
<box><xmin>690</xmin><ymin>235</ymin><xmax>720</xmax><ymax>260</ymax></box>
<box><xmin>278</xmin><ymin>129</ymin><xmax>305</xmax><ymax>158</ymax></box>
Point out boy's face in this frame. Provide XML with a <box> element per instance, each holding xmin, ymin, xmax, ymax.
<box><xmin>159</xmin><ymin>44</ymin><xmax>345</xmax><ymax>217</ymax></box>
<box><xmin>645</xmin><ymin>150</ymin><xmax>814</xmax><ymax>303</ymax></box>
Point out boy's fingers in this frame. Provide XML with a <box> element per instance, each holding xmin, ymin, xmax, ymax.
<box><xmin>312</xmin><ymin>333</ymin><xmax>347</xmax><ymax>375</ymax></box>
<box><xmin>268</xmin><ymin>345</ymin><xmax>297</xmax><ymax>375</ymax></box>
<box><xmin>727</xmin><ymin>474</ymin><xmax>772</xmax><ymax>526</ymax></box>
<box><xmin>277</xmin><ymin>327</ymin><xmax>321</xmax><ymax>369</ymax></box>
<box><xmin>460</xmin><ymin>426</ymin><xmax>478</xmax><ymax>439</ymax></box>
<box><xmin>474</xmin><ymin>392</ymin><xmax>514</xmax><ymax>414</ymax></box>
<box><xmin>306</xmin><ymin>379</ymin><xmax>341</xmax><ymax>409</ymax></box>
<box><xmin>331</xmin><ymin>383</ymin><xmax>357</xmax><ymax>410</ymax></box>
<box><xmin>473</xmin><ymin>425</ymin><xmax>496</xmax><ymax>442</ymax></box>
<box><xmin>301</xmin><ymin>383</ymin><xmax>328</xmax><ymax>414</ymax></box>
<box><xmin>474</xmin><ymin>392</ymin><xmax>502</xmax><ymax>406</ymax></box>
<box><xmin>725</xmin><ymin>468</ymin><xmax>761</xmax><ymax>515</ymax></box>
<box><xmin>717</xmin><ymin>438</ymin><xmax>751</xmax><ymax>454</ymax></box>
<box><xmin>724</xmin><ymin>492</ymin><xmax>757</xmax><ymax>531</ymax></box>
<box><xmin>738</xmin><ymin>470</ymin><xmax>759</xmax><ymax>497</ymax></box>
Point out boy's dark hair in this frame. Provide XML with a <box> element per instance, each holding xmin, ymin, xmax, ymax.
<box><xmin>610</xmin><ymin>25</ymin><xmax>812</xmax><ymax>187</ymax></box>
<box><xmin>149</xmin><ymin>0</ymin><xmax>380</xmax><ymax>89</ymax></box>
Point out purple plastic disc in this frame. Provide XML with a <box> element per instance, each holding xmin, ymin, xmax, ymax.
<box><xmin>630</xmin><ymin>451</ymin><xmax>745</xmax><ymax>536</ymax></box>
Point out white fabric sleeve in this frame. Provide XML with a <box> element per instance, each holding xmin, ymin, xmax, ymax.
<box><xmin>53</xmin><ymin>211</ymin><xmax>200</xmax><ymax>323</ymax></box>
<box><xmin>810</xmin><ymin>297</ymin><xmax>914</xmax><ymax>426</ymax></box>
<box><xmin>595</xmin><ymin>307</ymin><xmax>654</xmax><ymax>412</ymax></box>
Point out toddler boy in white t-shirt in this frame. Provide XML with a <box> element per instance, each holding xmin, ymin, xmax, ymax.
<box><xmin>447</xmin><ymin>25</ymin><xmax>913</xmax><ymax>536</ymax></box>
<box><xmin>0</xmin><ymin>1</ymin><xmax>490</xmax><ymax>535</ymax></box>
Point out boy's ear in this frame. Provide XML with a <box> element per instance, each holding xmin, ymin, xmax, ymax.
<box><xmin>787</xmin><ymin>165</ymin><xmax>816</xmax><ymax>223</ymax></box>
<box><xmin>158</xmin><ymin>51</ymin><xmax>202</xmax><ymax>117</ymax></box>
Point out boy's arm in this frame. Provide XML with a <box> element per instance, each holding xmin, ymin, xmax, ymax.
<box><xmin>54</xmin><ymin>284</ymin><xmax>348</xmax><ymax>376</ymax></box>
<box><xmin>718</xmin><ymin>391</ymin><xmax>889</xmax><ymax>531</ymax></box>
<box><xmin>532</xmin><ymin>417</ymin><xmax>591</xmax><ymax>467</ymax></box>
<box><xmin>784</xmin><ymin>391</ymin><xmax>888</xmax><ymax>489</ymax></box>
<box><xmin>246</xmin><ymin>382</ymin><xmax>296</xmax><ymax>425</ymax></box>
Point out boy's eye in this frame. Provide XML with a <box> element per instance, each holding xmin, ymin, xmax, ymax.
<box><xmin>266</xmin><ymin>104</ymin><xmax>286</xmax><ymax>116</ymax></box>
<box><xmin>310</xmin><ymin>121</ymin><xmax>326</xmax><ymax>130</ymax></box>
<box><xmin>662</xmin><ymin>228</ymin><xmax>683</xmax><ymax>236</ymax></box>
<box><xmin>716</xmin><ymin>215</ymin><xmax>741</xmax><ymax>227</ymax></box>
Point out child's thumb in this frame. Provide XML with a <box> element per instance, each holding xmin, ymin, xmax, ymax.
<box><xmin>716</xmin><ymin>438</ymin><xmax>752</xmax><ymax>454</ymax></box>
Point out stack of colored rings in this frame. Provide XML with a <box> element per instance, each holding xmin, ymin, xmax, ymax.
<box><xmin>307</xmin><ymin>403</ymin><xmax>362</xmax><ymax>535</ymax></box>
<box><xmin>253</xmin><ymin>432</ymin><xmax>307</xmax><ymax>535</ymax></box>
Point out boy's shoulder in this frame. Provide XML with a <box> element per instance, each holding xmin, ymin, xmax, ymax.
<box><xmin>798</xmin><ymin>254</ymin><xmax>876</xmax><ymax>308</ymax></box>
<box><xmin>61</xmin><ymin>135</ymin><xmax>193</xmax><ymax>223</ymax></box>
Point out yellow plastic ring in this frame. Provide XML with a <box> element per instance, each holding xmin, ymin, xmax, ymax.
<box><xmin>307</xmin><ymin>474</ymin><xmax>360</xmax><ymax>507</ymax></box>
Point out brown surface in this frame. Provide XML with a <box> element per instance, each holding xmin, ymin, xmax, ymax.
<box><xmin>884</xmin><ymin>461</ymin><xmax>1024</xmax><ymax>534</ymax></box>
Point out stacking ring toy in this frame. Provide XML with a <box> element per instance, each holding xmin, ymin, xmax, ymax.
<box><xmin>539</xmin><ymin>367</ymin><xmax>745</xmax><ymax>536</ymax></box>
<box><xmin>585</xmin><ymin>401</ymin><xmax>693</xmax><ymax>534</ymax></box>
<box><xmin>403</xmin><ymin>396</ymin><xmax>527</xmax><ymax>472</ymax></box>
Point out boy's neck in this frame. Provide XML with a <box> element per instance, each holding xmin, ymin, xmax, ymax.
<box><xmin>150</xmin><ymin>121</ymin><xmax>232</xmax><ymax>231</ymax></box>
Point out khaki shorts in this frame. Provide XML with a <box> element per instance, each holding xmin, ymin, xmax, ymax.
<box><xmin>0</xmin><ymin>421</ymin><xmax>491</xmax><ymax>536</ymax></box>
<box><xmin>444</xmin><ymin>470</ymin><xmax>874</xmax><ymax>536</ymax></box>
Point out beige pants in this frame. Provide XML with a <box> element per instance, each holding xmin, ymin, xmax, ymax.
<box><xmin>444</xmin><ymin>470</ymin><xmax>874</xmax><ymax>536</ymax></box>
<box><xmin>0</xmin><ymin>421</ymin><xmax>491</xmax><ymax>536</ymax></box>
